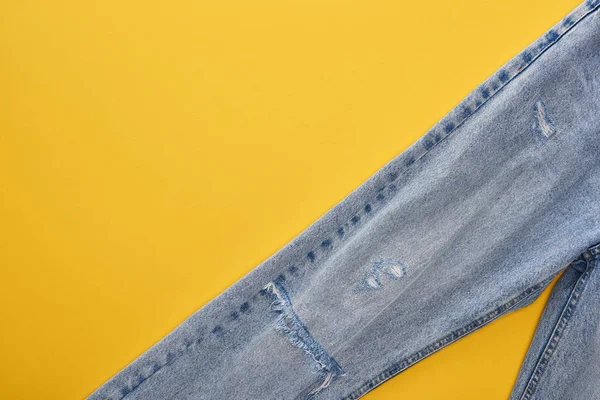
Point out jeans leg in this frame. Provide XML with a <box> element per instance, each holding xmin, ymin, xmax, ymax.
<box><xmin>87</xmin><ymin>1</ymin><xmax>600</xmax><ymax>399</ymax></box>
<box><xmin>510</xmin><ymin>244</ymin><xmax>600</xmax><ymax>400</ymax></box>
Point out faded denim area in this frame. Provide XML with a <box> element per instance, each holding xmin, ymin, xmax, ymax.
<box><xmin>88</xmin><ymin>1</ymin><xmax>600</xmax><ymax>399</ymax></box>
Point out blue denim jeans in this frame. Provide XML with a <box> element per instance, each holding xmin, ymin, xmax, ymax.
<box><xmin>88</xmin><ymin>1</ymin><xmax>600</xmax><ymax>399</ymax></box>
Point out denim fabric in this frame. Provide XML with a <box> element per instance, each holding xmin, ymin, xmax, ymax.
<box><xmin>88</xmin><ymin>1</ymin><xmax>600</xmax><ymax>399</ymax></box>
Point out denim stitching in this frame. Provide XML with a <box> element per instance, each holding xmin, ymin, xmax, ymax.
<box><xmin>292</xmin><ymin>0</ymin><xmax>600</xmax><ymax>274</ymax></box>
<box><xmin>340</xmin><ymin>2</ymin><xmax>600</xmax><ymax>396</ymax></box>
<box><xmin>342</xmin><ymin>274</ymin><xmax>559</xmax><ymax>400</ymax></box>
<box><xmin>518</xmin><ymin>255</ymin><xmax>597</xmax><ymax>400</ymax></box>
<box><xmin>112</xmin><ymin>1</ymin><xmax>600</xmax><ymax>398</ymax></box>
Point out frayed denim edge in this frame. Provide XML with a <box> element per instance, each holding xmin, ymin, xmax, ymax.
<box><xmin>263</xmin><ymin>281</ymin><xmax>345</xmax><ymax>399</ymax></box>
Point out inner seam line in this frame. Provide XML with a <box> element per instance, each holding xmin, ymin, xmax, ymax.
<box><xmin>342</xmin><ymin>274</ymin><xmax>558</xmax><ymax>400</ymax></box>
<box><xmin>518</xmin><ymin>257</ymin><xmax>596</xmax><ymax>400</ymax></box>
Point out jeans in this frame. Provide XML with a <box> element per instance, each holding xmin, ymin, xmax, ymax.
<box><xmin>88</xmin><ymin>0</ymin><xmax>600</xmax><ymax>398</ymax></box>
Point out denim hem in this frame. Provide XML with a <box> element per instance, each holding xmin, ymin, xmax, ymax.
<box><xmin>341</xmin><ymin>274</ymin><xmax>558</xmax><ymax>400</ymax></box>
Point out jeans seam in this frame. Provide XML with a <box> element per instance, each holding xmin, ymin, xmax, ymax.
<box><xmin>267</xmin><ymin>0</ymin><xmax>600</xmax><ymax>280</ymax></box>
<box><xmin>337</xmin><ymin>3</ymin><xmax>600</xmax><ymax>396</ymax></box>
<box><xmin>106</xmin><ymin>2</ymin><xmax>600</xmax><ymax>399</ymax></box>
<box><xmin>341</xmin><ymin>274</ymin><xmax>558</xmax><ymax>400</ymax></box>
<box><xmin>517</xmin><ymin>256</ymin><xmax>597</xmax><ymax>400</ymax></box>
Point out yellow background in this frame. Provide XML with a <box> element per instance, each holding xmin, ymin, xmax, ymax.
<box><xmin>0</xmin><ymin>0</ymin><xmax>581</xmax><ymax>398</ymax></box>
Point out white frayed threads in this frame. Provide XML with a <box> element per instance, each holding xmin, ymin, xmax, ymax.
<box><xmin>263</xmin><ymin>282</ymin><xmax>328</xmax><ymax>370</ymax></box>
<box><xmin>534</xmin><ymin>100</ymin><xmax>557</xmax><ymax>138</ymax></box>
<box><xmin>307</xmin><ymin>370</ymin><xmax>334</xmax><ymax>397</ymax></box>
<box><xmin>262</xmin><ymin>281</ymin><xmax>345</xmax><ymax>398</ymax></box>
<box><xmin>264</xmin><ymin>282</ymin><xmax>286</xmax><ymax>310</ymax></box>
<box><xmin>388</xmin><ymin>264</ymin><xmax>406</xmax><ymax>279</ymax></box>
<box><xmin>354</xmin><ymin>258</ymin><xmax>407</xmax><ymax>293</ymax></box>
<box><xmin>366</xmin><ymin>276</ymin><xmax>380</xmax><ymax>289</ymax></box>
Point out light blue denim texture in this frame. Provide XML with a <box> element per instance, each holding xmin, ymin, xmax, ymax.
<box><xmin>88</xmin><ymin>1</ymin><xmax>600</xmax><ymax>399</ymax></box>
